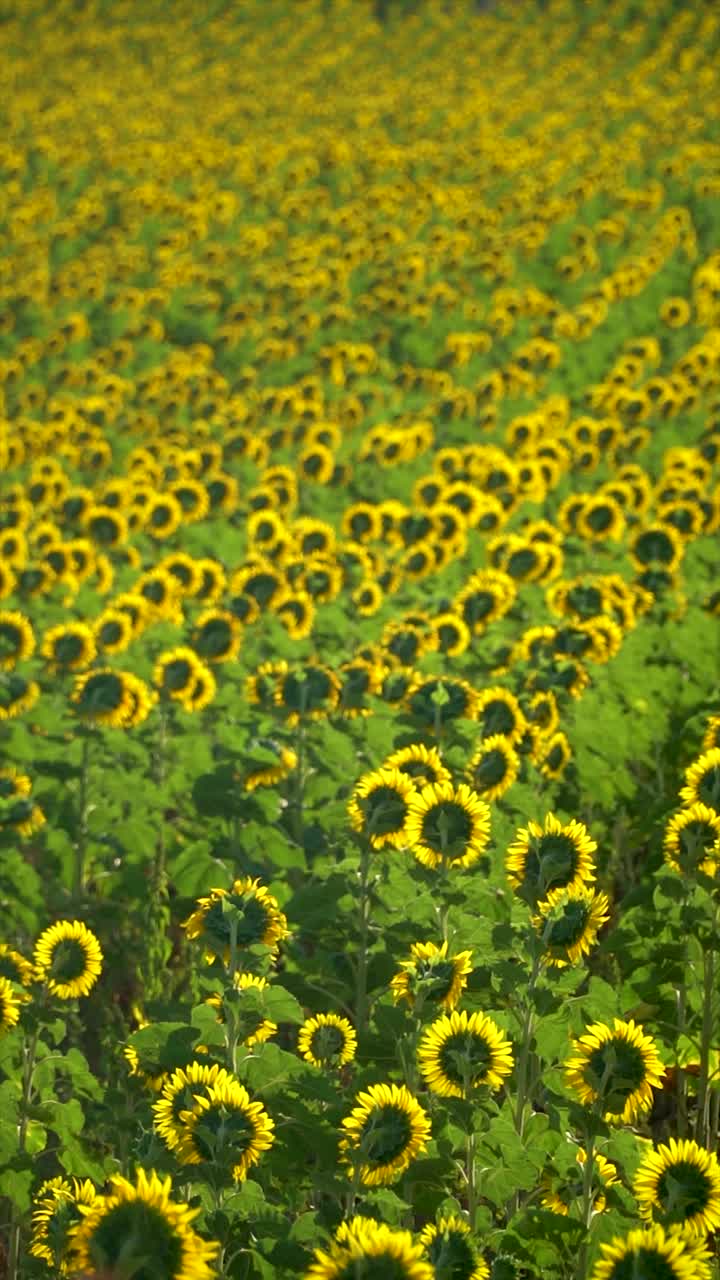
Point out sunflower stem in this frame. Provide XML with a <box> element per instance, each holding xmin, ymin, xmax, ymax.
<box><xmin>356</xmin><ymin>841</ymin><xmax>371</xmax><ymax>1034</ymax></box>
<box><xmin>466</xmin><ymin>1127</ymin><xmax>478</xmax><ymax>1229</ymax></box>
<box><xmin>695</xmin><ymin>901</ymin><xmax>718</xmax><ymax>1148</ymax></box>
<box><xmin>73</xmin><ymin>731</ymin><xmax>92</xmax><ymax>900</ymax></box>
<box><xmin>575</xmin><ymin>1128</ymin><xmax>596</xmax><ymax>1280</ymax></box>
<box><xmin>513</xmin><ymin>950</ymin><xmax>541</xmax><ymax>1139</ymax></box>
<box><xmin>7</xmin><ymin>1023</ymin><xmax>39</xmax><ymax>1280</ymax></box>
<box><xmin>292</xmin><ymin>722</ymin><xmax>306</xmax><ymax>846</ymax></box>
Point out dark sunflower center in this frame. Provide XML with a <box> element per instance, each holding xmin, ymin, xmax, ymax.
<box><xmin>151</xmin><ymin>504</ymin><xmax>173</xmax><ymax>527</ymax></box>
<box><xmin>399</xmin><ymin>760</ymin><xmax>435</xmax><ymax>783</ymax></box>
<box><xmin>506</xmin><ymin>548</ymin><xmax>538</xmax><ymax>579</ymax></box>
<box><xmin>0</xmin><ymin>778</ymin><xmax>17</xmax><ymax>799</ymax></box>
<box><xmin>50</xmin><ymin>938</ymin><xmax>88</xmax><ymax>982</ymax></box>
<box><xmin>195</xmin><ymin>619</ymin><xmax>233</xmax><ymax>659</ymax></box>
<box><xmin>362</xmin><ymin>785</ymin><xmax>408</xmax><ymax>838</ymax></box>
<box><xmin>361</xmin><ymin>1104</ymin><xmax>412</xmax><ymax>1165</ymax></box>
<box><xmin>437</xmin><ymin>622</ymin><xmax>462</xmax><ymax>652</ymax></box>
<box><xmin>480</xmin><ymin>699</ymin><xmax>516</xmax><ymax>737</ymax></box>
<box><xmin>0</xmin><ymin>623</ymin><xmax>23</xmax><ymax>657</ymax></box>
<box><xmin>544</xmin><ymin>900</ymin><xmax>590</xmax><ymax>949</ymax></box>
<box><xmin>0</xmin><ymin>955</ymin><xmax>22</xmax><ymax>982</ymax></box>
<box><xmin>462</xmin><ymin>590</ymin><xmax>496</xmax><ymax>626</ymax></box>
<box><xmin>192</xmin><ymin>1101</ymin><xmax>254</xmax><ymax>1161</ymax></box>
<box><xmin>175</xmin><ymin>487</ymin><xmax>200</xmax><ymax>512</ymax></box>
<box><xmin>310</xmin><ymin>1024</ymin><xmax>345</xmax><ymax>1061</ymax></box>
<box><xmin>86</xmin><ymin>1198</ymin><xmax>183</xmax><ymax>1280</ymax></box>
<box><xmin>656</xmin><ymin>1159</ymin><xmax>712</xmax><ymax>1222</ymax></box>
<box><xmin>427</xmin><ymin>1228</ymin><xmax>476</xmax><ymax>1280</ymax></box>
<box><xmin>99</xmin><ymin>620</ymin><xmax>123</xmax><ymax>646</ymax></box>
<box><xmin>77</xmin><ymin>672</ymin><xmax>125</xmax><ymax>713</ymax></box>
<box><xmin>89</xmin><ymin>514</ymin><xmax>121</xmax><ymax>545</ymax></box>
<box><xmin>204</xmin><ymin>894</ymin><xmax>271</xmax><ymax>947</ymax></box>
<box><xmin>410</xmin><ymin>681</ymin><xmax>469</xmax><ymax>726</ymax></box>
<box><xmin>439</xmin><ymin>1030</ymin><xmax>492</xmax><ymax>1087</ymax></box>
<box><xmin>585</xmin><ymin>505</ymin><xmax>614</xmax><ymax>533</ymax></box>
<box><xmin>585</xmin><ymin>1037</ymin><xmax>648</xmax><ymax>1109</ymax></box>
<box><xmin>281</xmin><ymin>669</ymin><xmax>332</xmax><ymax>713</ymax></box>
<box><xmin>545</xmin><ymin>744</ymin><xmax>566</xmax><ymax>772</ymax></box>
<box><xmin>675</xmin><ymin>820</ymin><xmax>719</xmax><ymax>870</ymax></box>
<box><xmin>163</xmin><ymin>659</ymin><xmax>194</xmax><ymax>692</ymax></box>
<box><xmin>472</xmin><ymin>748</ymin><xmax>509</xmax><ymax>789</ymax></box>
<box><xmin>53</xmin><ymin>634</ymin><xmax>85</xmax><ymax>664</ymax></box>
<box><xmin>697</xmin><ymin>767</ymin><xmax>720</xmax><ymax>812</ymax></box>
<box><xmin>634</xmin><ymin>529</ymin><xmax>676</xmax><ymax>565</ymax></box>
<box><xmin>609</xmin><ymin>1247</ymin><xmax>685</xmax><ymax>1280</ymax></box>
<box><xmin>554</xmin><ymin>628</ymin><xmax>593</xmax><ymax>657</ymax></box>
<box><xmin>524</xmin><ymin>833</ymin><xmax>579</xmax><ymax>897</ymax></box>
<box><xmin>421</xmin><ymin>801</ymin><xmax>473</xmax><ymax>857</ymax></box>
<box><xmin>388</xmin><ymin>631</ymin><xmax>422</xmax><ymax>664</ymax></box>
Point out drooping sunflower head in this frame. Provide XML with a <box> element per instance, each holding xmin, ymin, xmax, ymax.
<box><xmin>305</xmin><ymin>1217</ymin><xmax>435</xmax><ymax>1280</ymax></box>
<box><xmin>347</xmin><ymin>767</ymin><xmax>417</xmax><ymax>850</ymax></box>
<box><xmin>633</xmin><ymin>1137</ymin><xmax>720</xmax><ymax>1238</ymax></box>
<box><xmin>390</xmin><ymin>940</ymin><xmax>473</xmax><ymax>1014</ymax></box>
<box><xmin>297</xmin><ymin>1012</ymin><xmax>358</xmax><ymax>1068</ymax></box>
<box><xmin>506</xmin><ymin>812</ymin><xmax>597</xmax><ymax>906</ymax></box>
<box><xmin>0</xmin><ymin>975</ymin><xmax>22</xmax><ymax>1033</ymax></box>
<box><xmin>382</xmin><ymin>743</ymin><xmax>451</xmax><ymax>789</ymax></box>
<box><xmin>0</xmin><ymin>673</ymin><xmax>40</xmax><ymax>721</ymax></box>
<box><xmin>564</xmin><ymin>1018</ymin><xmax>666</xmax><ymax>1125</ymax></box>
<box><xmin>466</xmin><ymin>734</ymin><xmax>520</xmax><ymax>802</ymax></box>
<box><xmin>178</xmin><ymin>1078</ymin><xmax>276</xmax><ymax>1183</ymax></box>
<box><xmin>190</xmin><ymin>608</ymin><xmax>243</xmax><ymax>665</ymax></box>
<box><xmin>538</xmin><ymin>731</ymin><xmax>572</xmax><ymax>780</ymax></box>
<box><xmin>680</xmin><ymin>750</ymin><xmax>720</xmax><ymax>815</ymax></box>
<box><xmin>418</xmin><ymin>1215</ymin><xmax>489</xmax><ymax>1280</ymax></box>
<box><xmin>182</xmin><ymin>876</ymin><xmax>290</xmax><ymax>963</ymax></box>
<box><xmin>30</xmin><ymin>1176</ymin><xmax>97</xmax><ymax>1274</ymax></box>
<box><xmin>67</xmin><ymin>1168</ymin><xmax>219</xmax><ymax>1280</ymax></box>
<box><xmin>591</xmin><ymin>1223</ymin><xmax>711</xmax><ymax>1280</ymax></box>
<box><xmin>417</xmin><ymin>1009</ymin><xmax>514</xmax><ymax>1099</ymax></box>
<box><xmin>339</xmin><ymin>1082</ymin><xmax>431</xmax><ymax>1187</ymax></box>
<box><xmin>663</xmin><ymin>803</ymin><xmax>720</xmax><ymax>877</ymax></box>
<box><xmin>33</xmin><ymin>920</ymin><xmax>103</xmax><ymax>1000</ymax></box>
<box><xmin>541</xmin><ymin>1148</ymin><xmax>618</xmax><ymax>1217</ymax></box>
<box><xmin>242</xmin><ymin>741</ymin><xmax>298</xmax><ymax>792</ymax></box>
<box><xmin>0</xmin><ymin>767</ymin><xmax>45</xmax><ymax>838</ymax></box>
<box><xmin>405</xmin><ymin>781</ymin><xmax>491</xmax><ymax>871</ymax></box>
<box><xmin>0</xmin><ymin>609</ymin><xmax>35</xmax><ymax>670</ymax></box>
<box><xmin>533</xmin><ymin>884</ymin><xmax>611</xmax><ymax>968</ymax></box>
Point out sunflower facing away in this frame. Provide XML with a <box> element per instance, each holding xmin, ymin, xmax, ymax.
<box><xmin>506</xmin><ymin>812</ymin><xmax>597</xmax><ymax>905</ymax></box>
<box><xmin>418</xmin><ymin>1215</ymin><xmax>489</xmax><ymax>1280</ymax></box>
<box><xmin>564</xmin><ymin>1018</ymin><xmax>666</xmax><ymax>1124</ymax></box>
<box><xmin>633</xmin><ymin>1137</ymin><xmax>720</xmax><ymax>1237</ymax></box>
<box><xmin>205</xmin><ymin>972</ymin><xmax>277</xmax><ymax>1047</ymax></box>
<box><xmin>305</xmin><ymin>1216</ymin><xmax>434</xmax><ymax>1280</ymax></box>
<box><xmin>541</xmin><ymin>1148</ymin><xmax>619</xmax><ymax>1217</ymax></box>
<box><xmin>405</xmin><ymin>781</ymin><xmax>491</xmax><ymax>871</ymax></box>
<box><xmin>33</xmin><ymin>920</ymin><xmax>103</xmax><ymax>999</ymax></box>
<box><xmin>182</xmin><ymin>876</ymin><xmax>290</xmax><ymax>963</ymax></box>
<box><xmin>30</xmin><ymin>1176</ymin><xmax>97</xmax><ymax>1273</ymax></box>
<box><xmin>390</xmin><ymin>940</ymin><xmax>473</xmax><ymax>1014</ymax></box>
<box><xmin>67</xmin><ymin>1168</ymin><xmax>219</xmax><ymax>1280</ymax></box>
<box><xmin>339</xmin><ymin>1082</ymin><xmax>431</xmax><ymax>1187</ymax></box>
<box><xmin>591</xmin><ymin>1224</ymin><xmax>711</xmax><ymax>1280</ymax></box>
<box><xmin>417</xmin><ymin>1009</ymin><xmax>514</xmax><ymax>1099</ymax></box>
<box><xmin>347</xmin><ymin>767</ymin><xmax>417</xmax><ymax>850</ymax></box>
<box><xmin>153</xmin><ymin>1061</ymin><xmax>235</xmax><ymax>1155</ymax></box>
<box><xmin>663</xmin><ymin>803</ymin><xmax>720</xmax><ymax>876</ymax></box>
<box><xmin>177</xmin><ymin>1077</ymin><xmax>276</xmax><ymax>1183</ymax></box>
<box><xmin>680</xmin><ymin>749</ymin><xmax>720</xmax><ymax>813</ymax></box>
<box><xmin>0</xmin><ymin>976</ymin><xmax>22</xmax><ymax>1034</ymax></box>
<box><xmin>532</xmin><ymin>884</ymin><xmax>611</xmax><ymax>967</ymax></box>
<box><xmin>297</xmin><ymin>1012</ymin><xmax>358</xmax><ymax>1068</ymax></box>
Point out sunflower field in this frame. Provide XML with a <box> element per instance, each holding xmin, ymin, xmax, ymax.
<box><xmin>1</xmin><ymin>0</ymin><xmax>720</xmax><ymax>1276</ymax></box>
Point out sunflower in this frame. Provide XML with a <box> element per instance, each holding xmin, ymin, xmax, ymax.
<box><xmin>564</xmin><ymin>1018</ymin><xmax>666</xmax><ymax>1124</ymax></box>
<box><xmin>153</xmin><ymin>647</ymin><xmax>204</xmax><ymax>703</ymax></box>
<box><xmin>347</xmin><ymin>767</ymin><xmax>417</xmax><ymax>850</ymax></box>
<box><xmin>190</xmin><ymin>608</ymin><xmax>243</xmax><ymax>664</ymax></box>
<box><xmin>591</xmin><ymin>1224</ymin><xmax>711</xmax><ymax>1280</ymax></box>
<box><xmin>0</xmin><ymin>765</ymin><xmax>45</xmax><ymax>838</ymax></box>
<box><xmin>680</xmin><ymin>750</ymin><xmax>720</xmax><ymax>814</ymax></box>
<box><xmin>182</xmin><ymin>663</ymin><xmax>217</xmax><ymax>714</ymax></box>
<box><xmin>182</xmin><ymin>876</ymin><xmax>290</xmax><ymax>963</ymax></box>
<box><xmin>629</xmin><ymin>522</ymin><xmax>685</xmax><ymax>575</ymax></box>
<box><xmin>474</xmin><ymin>687</ymin><xmax>526</xmax><ymax>744</ymax></box>
<box><xmin>663</xmin><ymin>804</ymin><xmax>720</xmax><ymax>877</ymax></box>
<box><xmin>205</xmin><ymin>972</ymin><xmax>277</xmax><ymax>1047</ymax></box>
<box><xmin>275</xmin><ymin>663</ymin><xmax>341</xmax><ymax>727</ymax></box>
<box><xmin>466</xmin><ymin>734</ymin><xmax>519</xmax><ymax>802</ymax></box>
<box><xmin>538</xmin><ymin>731</ymin><xmax>572</xmax><ymax>780</ymax></box>
<box><xmin>506</xmin><ymin>812</ymin><xmax>597</xmax><ymax>905</ymax></box>
<box><xmin>93</xmin><ymin>607</ymin><xmax>135</xmax><ymax>656</ymax></box>
<box><xmin>33</xmin><ymin>920</ymin><xmax>103</xmax><ymax>999</ymax></box>
<box><xmin>276</xmin><ymin>591</ymin><xmax>316</xmax><ymax>641</ymax></box>
<box><xmin>454</xmin><ymin>570</ymin><xmax>516</xmax><ymax>634</ymax></box>
<box><xmin>0</xmin><ymin>610</ymin><xmax>35</xmax><ymax>670</ymax></box>
<box><xmin>153</xmin><ymin>1061</ymin><xmax>235</xmax><ymax>1154</ymax></box>
<box><xmin>339</xmin><ymin>1082</ymin><xmax>431</xmax><ymax>1187</ymax></box>
<box><xmin>305</xmin><ymin>1217</ymin><xmax>434</xmax><ymax>1280</ymax></box>
<box><xmin>634</xmin><ymin>1137</ymin><xmax>720</xmax><ymax>1237</ymax></box>
<box><xmin>0</xmin><ymin>942</ymin><xmax>34</xmax><ymax>986</ymax></box>
<box><xmin>70</xmin><ymin>668</ymin><xmax>146</xmax><ymax>729</ymax></box>
<box><xmin>297</xmin><ymin>1013</ymin><xmax>357</xmax><ymax>1068</ymax></box>
<box><xmin>0</xmin><ymin>975</ymin><xmax>21</xmax><ymax>1033</ymax></box>
<box><xmin>30</xmin><ymin>1176</ymin><xmax>97</xmax><ymax>1273</ymax></box>
<box><xmin>177</xmin><ymin>1077</ymin><xmax>275</xmax><ymax>1182</ymax></box>
<box><xmin>0</xmin><ymin>673</ymin><xmax>40</xmax><ymax>721</ymax></box>
<box><xmin>541</xmin><ymin>1149</ymin><xmax>618</xmax><ymax>1217</ymax></box>
<box><xmin>243</xmin><ymin>745</ymin><xmax>298</xmax><ymax>792</ymax></box>
<box><xmin>382</xmin><ymin>743</ymin><xmax>451</xmax><ymax>789</ymax></box>
<box><xmin>405</xmin><ymin>781</ymin><xmax>491</xmax><ymax>871</ymax></box>
<box><xmin>532</xmin><ymin>884</ymin><xmax>611</xmax><ymax>967</ymax></box>
<box><xmin>390</xmin><ymin>940</ymin><xmax>473</xmax><ymax>1014</ymax></box>
<box><xmin>418</xmin><ymin>1215</ymin><xmax>489</xmax><ymax>1280</ymax></box>
<box><xmin>418</xmin><ymin>1009</ymin><xmax>514</xmax><ymax>1099</ymax></box>
<box><xmin>433</xmin><ymin>611</ymin><xmax>472</xmax><ymax>658</ymax></box>
<box><xmin>576</xmin><ymin>495</ymin><xmax>626</xmax><ymax>543</ymax></box>
<box><xmin>124</xmin><ymin>1044</ymin><xmax>167</xmax><ymax>1094</ymax></box>
<box><xmin>405</xmin><ymin>675</ymin><xmax>480</xmax><ymax>731</ymax></box>
<box><xmin>702</xmin><ymin>715</ymin><xmax>720</xmax><ymax>753</ymax></box>
<box><xmin>67</xmin><ymin>1168</ymin><xmax>219</xmax><ymax>1280</ymax></box>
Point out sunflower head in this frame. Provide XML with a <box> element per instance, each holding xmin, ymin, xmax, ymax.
<box><xmin>347</xmin><ymin>768</ymin><xmax>417</xmax><ymax>850</ymax></box>
<box><xmin>565</xmin><ymin>1018</ymin><xmax>666</xmax><ymax>1124</ymax></box>
<box><xmin>30</xmin><ymin>1176</ymin><xmax>97</xmax><ymax>1274</ymax></box>
<box><xmin>33</xmin><ymin>920</ymin><xmax>103</xmax><ymax>1000</ymax></box>
<box><xmin>382</xmin><ymin>743</ymin><xmax>452</xmax><ymax>789</ymax></box>
<box><xmin>467</xmin><ymin>734</ymin><xmax>520</xmax><ymax>801</ymax></box>
<box><xmin>297</xmin><ymin>1013</ymin><xmax>358</xmax><ymax>1068</ymax></box>
<box><xmin>506</xmin><ymin>812</ymin><xmax>597</xmax><ymax>906</ymax></box>
<box><xmin>390</xmin><ymin>940</ymin><xmax>473</xmax><ymax>1014</ymax></box>
<box><xmin>418</xmin><ymin>1009</ymin><xmax>514</xmax><ymax>1099</ymax></box>
<box><xmin>533</xmin><ymin>884</ymin><xmax>611</xmax><ymax>967</ymax></box>
<box><xmin>591</xmin><ymin>1223</ymin><xmax>712</xmax><ymax>1280</ymax></box>
<box><xmin>633</xmin><ymin>1137</ymin><xmax>720</xmax><ymax>1237</ymax></box>
<box><xmin>663</xmin><ymin>804</ymin><xmax>720</xmax><ymax>877</ymax></box>
<box><xmin>182</xmin><ymin>877</ymin><xmax>290</xmax><ymax>964</ymax></box>
<box><xmin>339</xmin><ymin>1082</ymin><xmax>431</xmax><ymax>1187</ymax></box>
<box><xmin>405</xmin><ymin>781</ymin><xmax>491</xmax><ymax>871</ymax></box>
<box><xmin>418</xmin><ymin>1215</ymin><xmax>489</xmax><ymax>1280</ymax></box>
